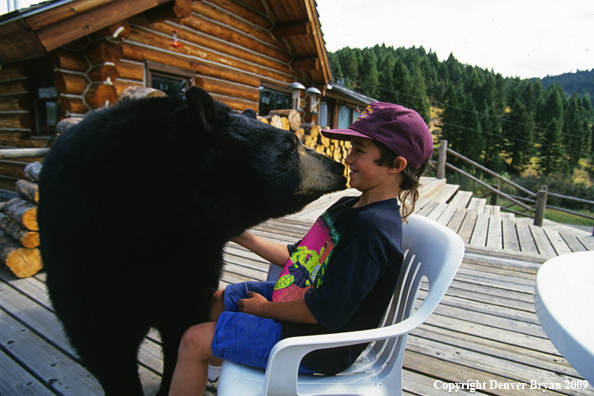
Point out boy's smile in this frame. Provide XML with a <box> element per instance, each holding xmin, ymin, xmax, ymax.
<box><xmin>345</xmin><ymin>136</ymin><xmax>406</xmax><ymax>207</ymax></box>
<box><xmin>345</xmin><ymin>137</ymin><xmax>387</xmax><ymax>192</ymax></box>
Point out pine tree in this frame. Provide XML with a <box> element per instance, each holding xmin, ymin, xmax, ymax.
<box><xmin>328</xmin><ymin>52</ymin><xmax>344</xmax><ymax>84</ymax></box>
<box><xmin>502</xmin><ymin>99</ymin><xmax>535</xmax><ymax>173</ymax></box>
<box><xmin>535</xmin><ymin>83</ymin><xmax>564</xmax><ymax>142</ymax></box>
<box><xmin>537</xmin><ymin>117</ymin><xmax>564</xmax><ymax>175</ymax></box>
<box><xmin>377</xmin><ymin>53</ymin><xmax>395</xmax><ymax>102</ymax></box>
<box><xmin>458</xmin><ymin>96</ymin><xmax>483</xmax><ymax>162</ymax></box>
<box><xmin>336</xmin><ymin>47</ymin><xmax>358</xmax><ymax>89</ymax></box>
<box><xmin>438</xmin><ymin>83</ymin><xmax>466</xmax><ymax>163</ymax></box>
<box><xmin>359</xmin><ymin>49</ymin><xmax>379</xmax><ymax>98</ymax></box>
<box><xmin>407</xmin><ymin>58</ymin><xmax>431</xmax><ymax>121</ymax></box>
<box><xmin>563</xmin><ymin>93</ymin><xmax>586</xmax><ymax>170</ymax></box>
<box><xmin>392</xmin><ymin>59</ymin><xmax>413</xmax><ymax>107</ymax></box>
<box><xmin>482</xmin><ymin>103</ymin><xmax>505</xmax><ymax>172</ymax></box>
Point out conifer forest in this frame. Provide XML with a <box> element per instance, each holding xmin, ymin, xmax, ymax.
<box><xmin>328</xmin><ymin>45</ymin><xmax>594</xmax><ymax>183</ymax></box>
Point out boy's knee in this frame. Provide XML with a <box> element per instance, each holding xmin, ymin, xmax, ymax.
<box><xmin>210</xmin><ymin>289</ymin><xmax>226</xmax><ymax>321</ymax></box>
<box><xmin>178</xmin><ymin>323</ymin><xmax>216</xmax><ymax>359</ymax></box>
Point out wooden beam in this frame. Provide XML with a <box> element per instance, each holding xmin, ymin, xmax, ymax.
<box><xmin>52</xmin><ymin>49</ymin><xmax>89</xmax><ymax>73</ymax></box>
<box><xmin>89</xmin><ymin>21</ymin><xmax>132</xmax><ymax>42</ymax></box>
<box><xmin>144</xmin><ymin>0</ymin><xmax>193</xmax><ymax>23</ymax></box>
<box><xmin>32</xmin><ymin>0</ymin><xmax>172</xmax><ymax>52</ymax></box>
<box><xmin>291</xmin><ymin>57</ymin><xmax>320</xmax><ymax>71</ymax></box>
<box><xmin>0</xmin><ymin>95</ymin><xmax>29</xmax><ymax>112</ymax></box>
<box><xmin>0</xmin><ymin>18</ymin><xmax>47</xmax><ymax>63</ymax></box>
<box><xmin>88</xmin><ymin>64</ymin><xmax>119</xmax><ymax>82</ymax></box>
<box><xmin>85</xmin><ymin>40</ymin><xmax>123</xmax><ymax>65</ymax></box>
<box><xmin>272</xmin><ymin>22</ymin><xmax>311</xmax><ymax>39</ymax></box>
<box><xmin>120</xmin><ymin>42</ymin><xmax>261</xmax><ymax>87</ymax></box>
<box><xmin>85</xmin><ymin>83</ymin><xmax>118</xmax><ymax>108</ymax></box>
<box><xmin>180</xmin><ymin>14</ymin><xmax>291</xmax><ymax>64</ymax></box>
<box><xmin>191</xmin><ymin>2</ymin><xmax>287</xmax><ymax>52</ymax></box>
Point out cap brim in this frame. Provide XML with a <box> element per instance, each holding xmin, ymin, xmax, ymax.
<box><xmin>321</xmin><ymin>128</ymin><xmax>370</xmax><ymax>141</ymax></box>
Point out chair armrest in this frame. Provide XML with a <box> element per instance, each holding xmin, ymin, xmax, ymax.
<box><xmin>263</xmin><ymin>302</ymin><xmax>435</xmax><ymax>396</ymax></box>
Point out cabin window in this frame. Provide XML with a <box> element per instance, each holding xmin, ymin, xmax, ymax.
<box><xmin>146</xmin><ymin>62</ymin><xmax>194</xmax><ymax>99</ymax></box>
<box><xmin>29</xmin><ymin>59</ymin><xmax>60</xmax><ymax>135</ymax></box>
<box><xmin>318</xmin><ymin>102</ymin><xmax>328</xmax><ymax>127</ymax></box>
<box><xmin>258</xmin><ymin>86</ymin><xmax>291</xmax><ymax>116</ymax></box>
<box><xmin>338</xmin><ymin>106</ymin><xmax>353</xmax><ymax>129</ymax></box>
<box><xmin>338</xmin><ymin>105</ymin><xmax>359</xmax><ymax>129</ymax></box>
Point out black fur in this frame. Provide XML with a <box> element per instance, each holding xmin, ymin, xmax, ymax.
<box><xmin>37</xmin><ymin>87</ymin><xmax>346</xmax><ymax>395</ymax></box>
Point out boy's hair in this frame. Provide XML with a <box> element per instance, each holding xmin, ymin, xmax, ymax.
<box><xmin>372</xmin><ymin>140</ymin><xmax>431</xmax><ymax>221</ymax></box>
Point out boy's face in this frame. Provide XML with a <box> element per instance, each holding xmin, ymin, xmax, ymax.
<box><xmin>345</xmin><ymin>137</ymin><xmax>392</xmax><ymax>192</ymax></box>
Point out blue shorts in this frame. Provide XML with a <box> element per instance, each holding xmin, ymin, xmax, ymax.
<box><xmin>211</xmin><ymin>281</ymin><xmax>280</xmax><ymax>369</ymax></box>
<box><xmin>211</xmin><ymin>281</ymin><xmax>313</xmax><ymax>372</ymax></box>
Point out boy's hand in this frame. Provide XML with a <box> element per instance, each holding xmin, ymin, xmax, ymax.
<box><xmin>238</xmin><ymin>291</ymin><xmax>269</xmax><ymax>317</ymax></box>
<box><xmin>238</xmin><ymin>291</ymin><xmax>318</xmax><ymax>324</ymax></box>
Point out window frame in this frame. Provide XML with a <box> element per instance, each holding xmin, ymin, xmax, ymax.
<box><xmin>28</xmin><ymin>57</ymin><xmax>61</xmax><ymax>136</ymax></box>
<box><xmin>145</xmin><ymin>61</ymin><xmax>194</xmax><ymax>98</ymax></box>
<box><xmin>258</xmin><ymin>83</ymin><xmax>292</xmax><ymax>116</ymax></box>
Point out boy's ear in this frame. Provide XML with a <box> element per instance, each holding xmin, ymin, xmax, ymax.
<box><xmin>388</xmin><ymin>156</ymin><xmax>407</xmax><ymax>174</ymax></box>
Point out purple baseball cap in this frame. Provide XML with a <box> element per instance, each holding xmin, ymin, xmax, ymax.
<box><xmin>321</xmin><ymin>102</ymin><xmax>434</xmax><ymax>169</ymax></box>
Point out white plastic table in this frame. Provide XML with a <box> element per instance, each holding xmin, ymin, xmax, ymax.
<box><xmin>534</xmin><ymin>251</ymin><xmax>594</xmax><ymax>383</ymax></box>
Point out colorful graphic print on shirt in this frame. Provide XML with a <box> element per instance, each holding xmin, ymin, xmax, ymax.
<box><xmin>272</xmin><ymin>211</ymin><xmax>340</xmax><ymax>302</ymax></box>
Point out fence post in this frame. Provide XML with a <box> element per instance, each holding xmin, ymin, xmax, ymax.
<box><xmin>490</xmin><ymin>184</ymin><xmax>500</xmax><ymax>205</ymax></box>
<box><xmin>437</xmin><ymin>140</ymin><xmax>447</xmax><ymax>179</ymax></box>
<box><xmin>534</xmin><ymin>185</ymin><xmax>548</xmax><ymax>227</ymax></box>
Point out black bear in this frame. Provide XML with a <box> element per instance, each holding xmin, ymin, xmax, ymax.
<box><xmin>37</xmin><ymin>87</ymin><xmax>346</xmax><ymax>396</ymax></box>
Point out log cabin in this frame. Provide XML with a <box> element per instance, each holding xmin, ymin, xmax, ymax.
<box><xmin>0</xmin><ymin>0</ymin><xmax>374</xmax><ymax>190</ymax></box>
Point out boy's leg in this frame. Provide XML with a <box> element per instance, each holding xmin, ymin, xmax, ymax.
<box><xmin>210</xmin><ymin>289</ymin><xmax>226</xmax><ymax>322</ymax></box>
<box><xmin>207</xmin><ymin>282</ymin><xmax>276</xmax><ymax>373</ymax></box>
<box><xmin>208</xmin><ymin>289</ymin><xmax>225</xmax><ymax>368</ymax></box>
<box><xmin>169</xmin><ymin>322</ymin><xmax>217</xmax><ymax>396</ymax></box>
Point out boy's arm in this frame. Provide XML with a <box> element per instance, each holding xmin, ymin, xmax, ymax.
<box><xmin>231</xmin><ymin>231</ymin><xmax>290</xmax><ymax>267</ymax></box>
<box><xmin>238</xmin><ymin>291</ymin><xmax>318</xmax><ymax>324</ymax></box>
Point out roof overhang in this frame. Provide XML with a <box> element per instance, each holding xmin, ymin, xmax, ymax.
<box><xmin>0</xmin><ymin>0</ymin><xmax>174</xmax><ymax>64</ymax></box>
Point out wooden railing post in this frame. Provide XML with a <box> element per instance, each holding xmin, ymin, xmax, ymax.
<box><xmin>437</xmin><ymin>140</ymin><xmax>447</xmax><ymax>179</ymax></box>
<box><xmin>490</xmin><ymin>185</ymin><xmax>500</xmax><ymax>205</ymax></box>
<box><xmin>534</xmin><ymin>185</ymin><xmax>548</xmax><ymax>227</ymax></box>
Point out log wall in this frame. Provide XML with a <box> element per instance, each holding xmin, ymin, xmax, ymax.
<box><xmin>0</xmin><ymin>0</ymin><xmax>353</xmax><ymax>188</ymax></box>
<box><xmin>0</xmin><ymin>0</ymin><xmax>303</xmax><ymax>143</ymax></box>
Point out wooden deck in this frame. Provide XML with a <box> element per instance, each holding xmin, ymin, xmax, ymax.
<box><xmin>1</xmin><ymin>179</ymin><xmax>593</xmax><ymax>395</ymax></box>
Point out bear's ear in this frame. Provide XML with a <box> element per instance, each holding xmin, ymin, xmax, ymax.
<box><xmin>185</xmin><ymin>86</ymin><xmax>217</xmax><ymax>134</ymax></box>
<box><xmin>242</xmin><ymin>109</ymin><xmax>257</xmax><ymax>119</ymax></box>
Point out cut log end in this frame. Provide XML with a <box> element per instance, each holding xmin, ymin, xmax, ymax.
<box><xmin>5</xmin><ymin>248</ymin><xmax>42</xmax><ymax>278</ymax></box>
<box><xmin>21</xmin><ymin>232</ymin><xmax>40</xmax><ymax>249</ymax></box>
<box><xmin>118</xmin><ymin>86</ymin><xmax>167</xmax><ymax>103</ymax></box>
<box><xmin>4</xmin><ymin>198</ymin><xmax>39</xmax><ymax>231</ymax></box>
<box><xmin>22</xmin><ymin>208</ymin><xmax>38</xmax><ymax>231</ymax></box>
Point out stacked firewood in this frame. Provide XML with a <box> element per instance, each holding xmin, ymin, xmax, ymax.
<box><xmin>258</xmin><ymin>110</ymin><xmax>351</xmax><ymax>184</ymax></box>
<box><xmin>0</xmin><ymin>162</ymin><xmax>42</xmax><ymax>278</ymax></box>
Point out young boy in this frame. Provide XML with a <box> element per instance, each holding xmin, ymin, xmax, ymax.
<box><xmin>168</xmin><ymin>102</ymin><xmax>433</xmax><ymax>396</ymax></box>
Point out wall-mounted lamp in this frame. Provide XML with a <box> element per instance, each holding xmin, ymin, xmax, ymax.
<box><xmin>287</xmin><ymin>82</ymin><xmax>305</xmax><ymax>109</ymax></box>
<box><xmin>305</xmin><ymin>86</ymin><xmax>321</xmax><ymax>112</ymax></box>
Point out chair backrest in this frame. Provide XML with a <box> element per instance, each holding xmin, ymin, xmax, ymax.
<box><xmin>344</xmin><ymin>214</ymin><xmax>465</xmax><ymax>378</ymax></box>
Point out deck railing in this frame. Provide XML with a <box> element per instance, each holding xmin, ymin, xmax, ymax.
<box><xmin>436</xmin><ymin>140</ymin><xmax>594</xmax><ymax>234</ymax></box>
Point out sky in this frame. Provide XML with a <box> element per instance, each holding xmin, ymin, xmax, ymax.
<box><xmin>2</xmin><ymin>0</ymin><xmax>592</xmax><ymax>79</ymax></box>
<box><xmin>316</xmin><ymin>0</ymin><xmax>594</xmax><ymax>79</ymax></box>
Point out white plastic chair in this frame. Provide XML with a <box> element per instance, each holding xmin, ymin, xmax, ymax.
<box><xmin>218</xmin><ymin>214</ymin><xmax>465</xmax><ymax>396</ymax></box>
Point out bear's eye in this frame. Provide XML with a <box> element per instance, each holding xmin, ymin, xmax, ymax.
<box><xmin>284</xmin><ymin>141</ymin><xmax>297</xmax><ymax>155</ymax></box>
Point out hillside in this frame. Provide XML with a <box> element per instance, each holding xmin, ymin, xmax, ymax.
<box><xmin>537</xmin><ymin>69</ymin><xmax>594</xmax><ymax>99</ymax></box>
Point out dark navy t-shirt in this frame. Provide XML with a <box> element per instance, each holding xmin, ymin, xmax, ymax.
<box><xmin>281</xmin><ymin>196</ymin><xmax>404</xmax><ymax>375</ymax></box>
